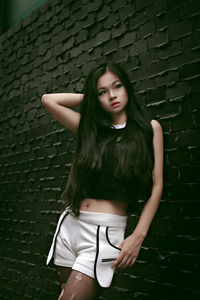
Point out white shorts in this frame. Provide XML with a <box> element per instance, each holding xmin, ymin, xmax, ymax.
<box><xmin>46</xmin><ymin>208</ymin><xmax>127</xmax><ymax>288</ymax></box>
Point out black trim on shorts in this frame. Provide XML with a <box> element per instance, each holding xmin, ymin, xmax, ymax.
<box><xmin>51</xmin><ymin>212</ymin><xmax>69</xmax><ymax>263</ymax></box>
<box><xmin>94</xmin><ymin>225</ymin><xmax>100</xmax><ymax>284</ymax></box>
<box><xmin>106</xmin><ymin>227</ymin><xmax>121</xmax><ymax>251</ymax></box>
<box><xmin>94</xmin><ymin>225</ymin><xmax>121</xmax><ymax>288</ymax></box>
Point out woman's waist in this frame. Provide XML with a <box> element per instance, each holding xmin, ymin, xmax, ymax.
<box><xmin>80</xmin><ymin>197</ymin><xmax>127</xmax><ymax>216</ymax></box>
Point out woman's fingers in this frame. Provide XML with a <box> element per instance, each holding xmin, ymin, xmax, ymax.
<box><xmin>111</xmin><ymin>252</ymin><xmax>123</xmax><ymax>268</ymax></box>
<box><xmin>130</xmin><ymin>256</ymin><xmax>137</xmax><ymax>266</ymax></box>
<box><xmin>118</xmin><ymin>255</ymin><xmax>137</xmax><ymax>268</ymax></box>
<box><xmin>112</xmin><ymin>252</ymin><xmax>137</xmax><ymax>269</ymax></box>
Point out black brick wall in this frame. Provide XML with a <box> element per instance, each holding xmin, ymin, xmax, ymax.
<box><xmin>0</xmin><ymin>0</ymin><xmax>199</xmax><ymax>299</ymax></box>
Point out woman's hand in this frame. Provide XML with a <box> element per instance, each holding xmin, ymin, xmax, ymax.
<box><xmin>111</xmin><ymin>232</ymin><xmax>144</xmax><ymax>269</ymax></box>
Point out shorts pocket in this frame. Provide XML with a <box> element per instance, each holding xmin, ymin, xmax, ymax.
<box><xmin>94</xmin><ymin>225</ymin><xmax>124</xmax><ymax>288</ymax></box>
<box><xmin>105</xmin><ymin>227</ymin><xmax>123</xmax><ymax>250</ymax></box>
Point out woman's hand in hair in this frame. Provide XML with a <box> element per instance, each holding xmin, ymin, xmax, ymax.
<box><xmin>111</xmin><ymin>232</ymin><xmax>144</xmax><ymax>269</ymax></box>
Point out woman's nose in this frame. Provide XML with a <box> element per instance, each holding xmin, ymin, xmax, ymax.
<box><xmin>109</xmin><ymin>90</ymin><xmax>116</xmax><ymax>99</ymax></box>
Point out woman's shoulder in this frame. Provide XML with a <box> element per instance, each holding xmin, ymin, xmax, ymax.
<box><xmin>150</xmin><ymin>119</ymin><xmax>163</xmax><ymax>138</ymax></box>
<box><xmin>151</xmin><ymin>119</ymin><xmax>162</xmax><ymax>131</ymax></box>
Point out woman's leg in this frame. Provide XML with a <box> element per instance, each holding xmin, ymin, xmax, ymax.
<box><xmin>56</xmin><ymin>266</ymin><xmax>73</xmax><ymax>300</ymax></box>
<box><xmin>57</xmin><ymin>266</ymin><xmax>73</xmax><ymax>284</ymax></box>
<box><xmin>60</xmin><ymin>270</ymin><xmax>102</xmax><ymax>300</ymax></box>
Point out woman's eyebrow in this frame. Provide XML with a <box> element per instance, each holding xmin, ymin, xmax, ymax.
<box><xmin>97</xmin><ymin>80</ymin><xmax>121</xmax><ymax>91</ymax></box>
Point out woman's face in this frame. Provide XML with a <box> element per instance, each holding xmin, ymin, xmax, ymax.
<box><xmin>97</xmin><ymin>70</ymin><xmax>128</xmax><ymax>120</ymax></box>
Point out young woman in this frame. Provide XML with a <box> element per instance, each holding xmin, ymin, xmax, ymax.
<box><xmin>42</xmin><ymin>62</ymin><xmax>163</xmax><ymax>300</ymax></box>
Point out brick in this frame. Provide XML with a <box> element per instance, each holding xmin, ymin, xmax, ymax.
<box><xmin>190</xmin><ymin>76</ymin><xmax>200</xmax><ymax>93</ymax></box>
<box><xmin>70</xmin><ymin>44</ymin><xmax>83</xmax><ymax>58</ymax></box>
<box><xmin>167</xmin><ymin>52</ymin><xmax>197</xmax><ymax>71</ymax></box>
<box><xmin>75</xmin><ymin>30</ymin><xmax>88</xmax><ymax>44</ymax></box>
<box><xmin>111</xmin><ymin>22</ymin><xmax>126</xmax><ymax>39</ymax></box>
<box><xmin>90</xmin><ymin>22</ymin><xmax>103</xmax><ymax>37</ymax></box>
<box><xmin>27</xmin><ymin>109</ymin><xmax>37</xmax><ymax>122</ymax></box>
<box><xmin>136</xmin><ymin>0</ymin><xmax>152</xmax><ymax>11</ymax></box>
<box><xmin>182</xmin><ymin>31</ymin><xmax>200</xmax><ymax>52</ymax></box>
<box><xmin>164</xmin><ymin>167</ymin><xmax>180</xmax><ymax>183</ymax></box>
<box><xmin>103</xmin><ymin>39</ymin><xmax>118</xmax><ymax>55</ymax></box>
<box><xmin>70</xmin><ymin>0</ymin><xmax>81</xmax><ymax>12</ymax></box>
<box><xmin>164</xmin><ymin>132</ymin><xmax>179</xmax><ymax>148</ymax></box>
<box><xmin>145</xmin><ymin>86</ymin><xmax>166</xmax><ymax>105</ymax></box>
<box><xmin>82</xmin><ymin>13</ymin><xmax>95</xmax><ymax>29</ymax></box>
<box><xmin>96</xmin><ymin>5</ymin><xmax>110</xmax><ymax>22</ymax></box>
<box><xmin>138</xmin><ymin>48</ymin><xmax>157</xmax><ymax>66</ymax></box>
<box><xmin>194</xmin><ymin>110</ymin><xmax>200</xmax><ymax>128</ymax></box>
<box><xmin>168</xmin><ymin>19</ymin><xmax>192</xmax><ymax>40</ymax></box>
<box><xmin>111</xmin><ymin>0</ymin><xmax>126</xmax><ymax>12</ymax></box>
<box><xmin>62</xmin><ymin>37</ymin><xmax>74</xmax><ymax>51</ymax></box>
<box><xmin>51</xmin><ymin>29</ymin><xmax>69</xmax><ymax>45</ymax></box>
<box><xmin>88</xmin><ymin>0</ymin><xmax>102</xmax><ymax>12</ymax></box>
<box><xmin>180</xmin><ymin>166</ymin><xmax>200</xmax><ymax>183</ymax></box>
<box><xmin>148</xmin><ymin>30</ymin><xmax>168</xmax><ymax>48</ymax></box>
<box><xmin>177</xmin><ymin>130</ymin><xmax>200</xmax><ymax>147</ymax></box>
<box><xmin>95</xmin><ymin>30</ymin><xmax>110</xmax><ymax>46</ymax></box>
<box><xmin>81</xmin><ymin>38</ymin><xmax>95</xmax><ymax>52</ymax></box>
<box><xmin>150</xmin><ymin>0</ymin><xmax>167</xmax><ymax>16</ymax></box>
<box><xmin>190</xmin><ymin>146</ymin><xmax>200</xmax><ymax>165</ymax></box>
<box><xmin>165</xmin><ymin>82</ymin><xmax>190</xmax><ymax>99</ymax></box>
<box><xmin>119</xmin><ymin>31</ymin><xmax>136</xmax><ymax>47</ymax></box>
<box><xmin>156</xmin><ymin>70</ymin><xmax>178</xmax><ymax>87</ymax></box>
<box><xmin>148</xmin><ymin>59</ymin><xmax>169</xmax><ymax>76</ymax></box>
<box><xmin>159</xmin><ymin>40</ymin><xmax>181</xmax><ymax>59</ymax></box>
<box><xmin>138</xmin><ymin>20</ymin><xmax>155</xmax><ymax>39</ymax></box>
<box><xmin>169</xmin><ymin>113</ymin><xmax>194</xmax><ymax>132</ymax></box>
<box><xmin>179</xmin><ymin>61</ymin><xmax>200</xmax><ymax>80</ymax></box>
<box><xmin>130</xmin><ymin>38</ymin><xmax>147</xmax><ymax>55</ymax></box>
<box><xmin>167</xmin><ymin>0</ymin><xmax>188</xmax><ymax>10</ymax></box>
<box><xmin>170</xmin><ymin>252</ymin><xmax>199</xmax><ymax>273</ymax></box>
<box><xmin>159</xmin><ymin>101</ymin><xmax>182</xmax><ymax>119</ymax></box>
<box><xmin>70</xmin><ymin>67</ymin><xmax>82</xmax><ymax>82</ymax></box>
<box><xmin>104</xmin><ymin>13</ymin><xmax>119</xmax><ymax>29</ymax></box>
<box><xmin>179</xmin><ymin>0</ymin><xmax>200</xmax><ymax>20</ymax></box>
<box><xmin>118</xmin><ymin>4</ymin><xmax>135</xmax><ymax>20</ymax></box>
<box><xmin>128</xmin><ymin>10</ymin><xmax>145</xmax><ymax>30</ymax></box>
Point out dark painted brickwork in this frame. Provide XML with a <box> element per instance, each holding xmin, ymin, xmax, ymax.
<box><xmin>0</xmin><ymin>0</ymin><xmax>200</xmax><ymax>299</ymax></box>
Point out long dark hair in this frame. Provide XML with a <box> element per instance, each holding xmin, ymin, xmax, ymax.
<box><xmin>62</xmin><ymin>62</ymin><xmax>154</xmax><ymax>216</ymax></box>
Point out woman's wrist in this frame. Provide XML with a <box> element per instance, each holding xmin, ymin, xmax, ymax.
<box><xmin>42</xmin><ymin>93</ymin><xmax>83</xmax><ymax>108</ymax></box>
<box><xmin>132</xmin><ymin>228</ymin><xmax>147</xmax><ymax>243</ymax></box>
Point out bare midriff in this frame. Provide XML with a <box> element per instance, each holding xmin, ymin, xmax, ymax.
<box><xmin>80</xmin><ymin>198</ymin><xmax>127</xmax><ymax>216</ymax></box>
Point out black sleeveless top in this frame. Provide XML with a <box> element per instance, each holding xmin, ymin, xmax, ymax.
<box><xmin>84</xmin><ymin>122</ymin><xmax>140</xmax><ymax>212</ymax></box>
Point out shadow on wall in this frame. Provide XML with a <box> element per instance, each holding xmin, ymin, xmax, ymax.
<box><xmin>0</xmin><ymin>0</ymin><xmax>48</xmax><ymax>34</ymax></box>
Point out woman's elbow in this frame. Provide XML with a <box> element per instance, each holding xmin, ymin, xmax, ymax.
<box><xmin>153</xmin><ymin>182</ymin><xmax>163</xmax><ymax>199</ymax></box>
<box><xmin>151</xmin><ymin>177</ymin><xmax>163</xmax><ymax>197</ymax></box>
<box><xmin>41</xmin><ymin>94</ymin><xmax>49</xmax><ymax>106</ymax></box>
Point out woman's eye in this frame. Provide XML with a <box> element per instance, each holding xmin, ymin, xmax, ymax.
<box><xmin>115</xmin><ymin>83</ymin><xmax>122</xmax><ymax>89</ymax></box>
<box><xmin>98</xmin><ymin>90</ymin><xmax>106</xmax><ymax>96</ymax></box>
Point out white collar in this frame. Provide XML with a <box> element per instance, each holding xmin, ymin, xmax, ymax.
<box><xmin>111</xmin><ymin>122</ymin><xmax>126</xmax><ymax>129</ymax></box>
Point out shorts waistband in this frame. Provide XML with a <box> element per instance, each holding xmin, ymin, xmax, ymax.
<box><xmin>76</xmin><ymin>210</ymin><xmax>127</xmax><ymax>227</ymax></box>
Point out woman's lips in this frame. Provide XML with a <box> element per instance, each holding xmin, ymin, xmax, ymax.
<box><xmin>111</xmin><ymin>101</ymin><xmax>120</xmax><ymax>107</ymax></box>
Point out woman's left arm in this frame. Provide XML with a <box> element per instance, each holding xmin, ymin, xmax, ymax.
<box><xmin>112</xmin><ymin>120</ymin><xmax>163</xmax><ymax>269</ymax></box>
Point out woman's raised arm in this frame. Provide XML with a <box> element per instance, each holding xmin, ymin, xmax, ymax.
<box><xmin>41</xmin><ymin>93</ymin><xmax>83</xmax><ymax>134</ymax></box>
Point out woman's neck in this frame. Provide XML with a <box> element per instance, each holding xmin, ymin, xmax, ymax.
<box><xmin>112</xmin><ymin>111</ymin><xmax>127</xmax><ymax>125</ymax></box>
